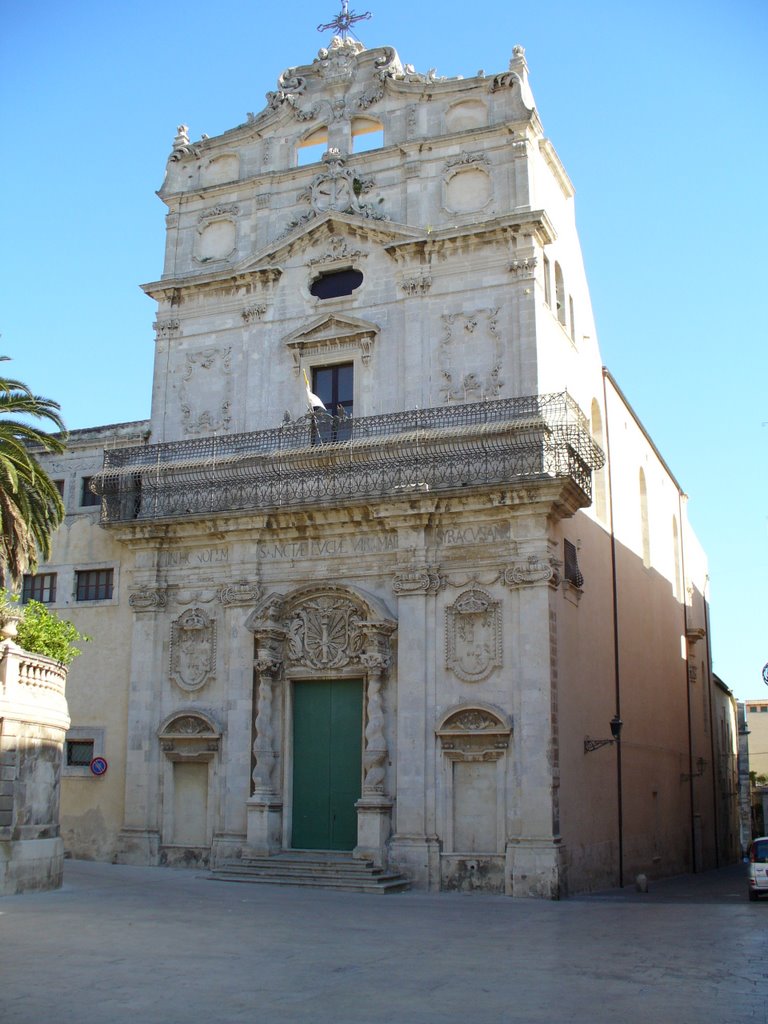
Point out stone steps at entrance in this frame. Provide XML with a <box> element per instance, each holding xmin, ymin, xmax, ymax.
<box><xmin>208</xmin><ymin>852</ymin><xmax>410</xmax><ymax>894</ymax></box>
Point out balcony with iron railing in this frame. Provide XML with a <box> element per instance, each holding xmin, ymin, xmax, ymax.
<box><xmin>93</xmin><ymin>392</ymin><xmax>605</xmax><ymax>525</ymax></box>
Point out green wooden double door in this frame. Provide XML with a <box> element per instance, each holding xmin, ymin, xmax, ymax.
<box><xmin>291</xmin><ymin>679</ymin><xmax>363</xmax><ymax>851</ymax></box>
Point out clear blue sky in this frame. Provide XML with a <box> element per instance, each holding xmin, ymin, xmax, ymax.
<box><xmin>2</xmin><ymin>1</ymin><xmax>766</xmax><ymax>698</ymax></box>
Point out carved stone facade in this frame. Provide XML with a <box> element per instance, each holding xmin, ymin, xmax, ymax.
<box><xmin>37</xmin><ymin>32</ymin><xmax>726</xmax><ymax>900</ymax></box>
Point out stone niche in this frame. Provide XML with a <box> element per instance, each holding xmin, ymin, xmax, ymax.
<box><xmin>158</xmin><ymin>711</ymin><xmax>221</xmax><ymax>868</ymax></box>
<box><xmin>436</xmin><ymin>704</ymin><xmax>511</xmax><ymax>893</ymax></box>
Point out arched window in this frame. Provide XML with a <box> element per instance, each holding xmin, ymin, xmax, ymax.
<box><xmin>351</xmin><ymin>117</ymin><xmax>384</xmax><ymax>153</ymax></box>
<box><xmin>590</xmin><ymin>399</ymin><xmax>607</xmax><ymax>522</ymax></box>
<box><xmin>554</xmin><ymin>262</ymin><xmax>566</xmax><ymax>326</ymax></box>
<box><xmin>297</xmin><ymin>126</ymin><xmax>328</xmax><ymax>166</ymax></box>
<box><xmin>639</xmin><ymin>468</ymin><xmax>650</xmax><ymax>568</ymax></box>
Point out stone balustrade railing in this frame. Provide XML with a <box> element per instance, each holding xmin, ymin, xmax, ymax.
<box><xmin>0</xmin><ymin>637</ymin><xmax>70</xmax><ymax>730</ymax></box>
<box><xmin>16</xmin><ymin>652</ymin><xmax>67</xmax><ymax>698</ymax></box>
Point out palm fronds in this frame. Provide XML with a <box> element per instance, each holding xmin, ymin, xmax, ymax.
<box><xmin>0</xmin><ymin>358</ymin><xmax>67</xmax><ymax>587</ymax></box>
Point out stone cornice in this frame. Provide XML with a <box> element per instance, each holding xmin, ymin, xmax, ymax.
<box><xmin>539</xmin><ymin>139</ymin><xmax>574</xmax><ymax>199</ymax></box>
<box><xmin>384</xmin><ymin>210</ymin><xmax>555</xmax><ymax>263</ymax></box>
<box><xmin>106</xmin><ymin>475</ymin><xmax>590</xmax><ymax>538</ymax></box>
<box><xmin>141</xmin><ymin>266</ymin><xmax>283</xmax><ymax>303</ymax></box>
<box><xmin>159</xmin><ymin>122</ymin><xmax>538</xmax><ymax>207</ymax></box>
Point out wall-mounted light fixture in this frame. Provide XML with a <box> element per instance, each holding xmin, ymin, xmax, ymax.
<box><xmin>680</xmin><ymin>756</ymin><xmax>707</xmax><ymax>781</ymax></box>
<box><xmin>584</xmin><ymin>714</ymin><xmax>623</xmax><ymax>753</ymax></box>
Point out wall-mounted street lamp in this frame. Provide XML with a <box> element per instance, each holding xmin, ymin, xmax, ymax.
<box><xmin>584</xmin><ymin>715</ymin><xmax>623</xmax><ymax>753</ymax></box>
<box><xmin>680</xmin><ymin>756</ymin><xmax>707</xmax><ymax>781</ymax></box>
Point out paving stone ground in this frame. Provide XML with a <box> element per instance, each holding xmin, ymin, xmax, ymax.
<box><xmin>1</xmin><ymin>860</ymin><xmax>766</xmax><ymax>1024</ymax></box>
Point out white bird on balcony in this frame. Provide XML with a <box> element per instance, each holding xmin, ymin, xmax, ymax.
<box><xmin>303</xmin><ymin>369</ymin><xmax>327</xmax><ymax>413</ymax></box>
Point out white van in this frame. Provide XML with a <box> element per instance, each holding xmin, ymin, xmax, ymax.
<box><xmin>747</xmin><ymin>837</ymin><xmax>768</xmax><ymax>901</ymax></box>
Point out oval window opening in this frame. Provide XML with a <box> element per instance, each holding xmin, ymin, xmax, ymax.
<box><xmin>310</xmin><ymin>268</ymin><xmax>363</xmax><ymax>300</ymax></box>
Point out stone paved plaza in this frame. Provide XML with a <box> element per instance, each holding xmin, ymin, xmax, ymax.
<box><xmin>1</xmin><ymin>860</ymin><xmax>766</xmax><ymax>1023</ymax></box>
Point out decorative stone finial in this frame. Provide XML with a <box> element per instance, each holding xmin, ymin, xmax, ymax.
<box><xmin>173</xmin><ymin>124</ymin><xmax>190</xmax><ymax>148</ymax></box>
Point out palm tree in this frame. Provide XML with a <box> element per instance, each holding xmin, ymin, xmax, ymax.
<box><xmin>0</xmin><ymin>358</ymin><xmax>66</xmax><ymax>588</ymax></box>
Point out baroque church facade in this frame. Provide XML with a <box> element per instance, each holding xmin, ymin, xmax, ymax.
<box><xmin>30</xmin><ymin>35</ymin><xmax>739</xmax><ymax>896</ymax></box>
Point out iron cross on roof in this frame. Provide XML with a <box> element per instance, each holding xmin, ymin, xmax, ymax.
<box><xmin>317</xmin><ymin>0</ymin><xmax>372</xmax><ymax>40</ymax></box>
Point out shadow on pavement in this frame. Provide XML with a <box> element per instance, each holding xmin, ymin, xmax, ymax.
<box><xmin>573</xmin><ymin>862</ymin><xmax>753</xmax><ymax>905</ymax></box>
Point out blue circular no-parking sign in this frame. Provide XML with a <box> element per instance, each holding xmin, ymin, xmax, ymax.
<box><xmin>89</xmin><ymin>756</ymin><xmax>108</xmax><ymax>776</ymax></box>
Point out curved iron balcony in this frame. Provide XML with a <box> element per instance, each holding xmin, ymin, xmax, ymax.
<box><xmin>93</xmin><ymin>392</ymin><xmax>604</xmax><ymax>525</ymax></box>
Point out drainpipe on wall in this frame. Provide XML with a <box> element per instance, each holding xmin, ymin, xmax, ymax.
<box><xmin>678</xmin><ymin>490</ymin><xmax>699</xmax><ymax>874</ymax></box>
<box><xmin>601</xmin><ymin>369</ymin><xmax>624</xmax><ymax>889</ymax></box>
<box><xmin>703</xmin><ymin>585</ymin><xmax>721</xmax><ymax>866</ymax></box>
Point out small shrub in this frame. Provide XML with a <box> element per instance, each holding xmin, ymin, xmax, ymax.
<box><xmin>15</xmin><ymin>600</ymin><xmax>90</xmax><ymax>666</ymax></box>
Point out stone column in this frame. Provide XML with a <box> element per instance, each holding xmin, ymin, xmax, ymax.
<box><xmin>387</xmin><ymin>550</ymin><xmax>443</xmax><ymax>890</ymax></box>
<box><xmin>354</xmin><ymin>622</ymin><xmax>395</xmax><ymax>866</ymax></box>
<box><xmin>502</xmin><ymin>544</ymin><xmax>565</xmax><ymax>898</ymax></box>
<box><xmin>246</xmin><ymin>625</ymin><xmax>285</xmax><ymax>855</ymax></box>
<box><xmin>213</xmin><ymin>578</ymin><xmax>264</xmax><ymax>866</ymax></box>
<box><xmin>116</xmin><ymin>588</ymin><xmax>167</xmax><ymax>865</ymax></box>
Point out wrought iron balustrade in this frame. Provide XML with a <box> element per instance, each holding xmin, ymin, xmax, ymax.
<box><xmin>94</xmin><ymin>392</ymin><xmax>604</xmax><ymax>524</ymax></box>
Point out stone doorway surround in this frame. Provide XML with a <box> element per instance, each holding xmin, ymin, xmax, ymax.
<box><xmin>244</xmin><ymin>585</ymin><xmax>396</xmax><ymax>867</ymax></box>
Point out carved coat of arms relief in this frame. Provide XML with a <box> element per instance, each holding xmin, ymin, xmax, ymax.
<box><xmin>445</xmin><ymin>588</ymin><xmax>502</xmax><ymax>683</ymax></box>
<box><xmin>170</xmin><ymin>607</ymin><xmax>217</xmax><ymax>692</ymax></box>
<box><xmin>178</xmin><ymin>347</ymin><xmax>232</xmax><ymax>435</ymax></box>
<box><xmin>285</xmin><ymin>595</ymin><xmax>365</xmax><ymax>671</ymax></box>
<box><xmin>439</xmin><ymin>308</ymin><xmax>504</xmax><ymax>403</ymax></box>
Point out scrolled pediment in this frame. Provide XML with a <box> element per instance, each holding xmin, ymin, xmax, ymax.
<box><xmin>284</xmin><ymin>312</ymin><xmax>380</xmax><ymax>372</ymax></box>
<box><xmin>235</xmin><ymin>213</ymin><xmax>421</xmax><ymax>274</ymax></box>
<box><xmin>436</xmin><ymin>702</ymin><xmax>512</xmax><ymax>760</ymax></box>
<box><xmin>158</xmin><ymin>709</ymin><xmax>221</xmax><ymax>761</ymax></box>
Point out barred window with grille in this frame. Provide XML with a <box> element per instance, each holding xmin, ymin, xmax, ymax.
<box><xmin>22</xmin><ymin>572</ymin><xmax>57</xmax><ymax>604</ymax></box>
<box><xmin>75</xmin><ymin>568</ymin><xmax>114</xmax><ymax>602</ymax></box>
<box><xmin>66</xmin><ymin>739</ymin><xmax>94</xmax><ymax>767</ymax></box>
<box><xmin>564</xmin><ymin>540</ymin><xmax>584</xmax><ymax>588</ymax></box>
